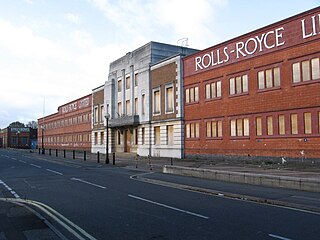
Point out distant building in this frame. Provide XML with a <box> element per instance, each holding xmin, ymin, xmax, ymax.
<box><xmin>38</xmin><ymin>94</ymin><xmax>92</xmax><ymax>151</ymax></box>
<box><xmin>91</xmin><ymin>85</ymin><xmax>106</xmax><ymax>153</ymax></box>
<box><xmin>0</xmin><ymin>127</ymin><xmax>37</xmax><ymax>149</ymax></box>
<box><xmin>183</xmin><ymin>7</ymin><xmax>320</xmax><ymax>158</ymax></box>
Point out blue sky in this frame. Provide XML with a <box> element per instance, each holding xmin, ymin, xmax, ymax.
<box><xmin>0</xmin><ymin>0</ymin><xmax>319</xmax><ymax>128</ymax></box>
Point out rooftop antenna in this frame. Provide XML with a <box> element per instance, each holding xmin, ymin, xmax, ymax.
<box><xmin>177</xmin><ymin>38</ymin><xmax>189</xmax><ymax>47</ymax></box>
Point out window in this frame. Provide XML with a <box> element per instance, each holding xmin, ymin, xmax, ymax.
<box><xmin>126</xmin><ymin>76</ymin><xmax>130</xmax><ymax>89</ymax></box>
<box><xmin>154</xmin><ymin>127</ymin><xmax>160</xmax><ymax>145</ymax></box>
<box><xmin>100</xmin><ymin>132</ymin><xmax>104</xmax><ymax>145</ymax></box>
<box><xmin>153</xmin><ymin>89</ymin><xmax>161</xmax><ymax>114</ymax></box>
<box><xmin>258</xmin><ymin>67</ymin><xmax>280</xmax><ymax>90</ymax></box>
<box><xmin>167</xmin><ymin>125</ymin><xmax>174</xmax><ymax>145</ymax></box>
<box><xmin>292</xmin><ymin>57</ymin><xmax>320</xmax><ymax>83</ymax></box>
<box><xmin>142</xmin><ymin>94</ymin><xmax>146</xmax><ymax>115</ymax></box>
<box><xmin>278</xmin><ymin>115</ymin><xmax>285</xmax><ymax>135</ymax></box>
<box><xmin>267</xmin><ymin>116</ymin><xmax>273</xmax><ymax>135</ymax></box>
<box><xmin>134</xmin><ymin>129</ymin><xmax>138</xmax><ymax>145</ymax></box>
<box><xmin>100</xmin><ymin>105</ymin><xmax>104</xmax><ymax>123</ymax></box>
<box><xmin>206</xmin><ymin>120</ymin><xmax>223</xmax><ymax>138</ymax></box>
<box><xmin>230</xmin><ymin>117</ymin><xmax>249</xmax><ymax>137</ymax></box>
<box><xmin>134</xmin><ymin>98</ymin><xmax>138</xmax><ymax>115</ymax></box>
<box><xmin>229</xmin><ymin>74</ymin><xmax>248</xmax><ymax>95</ymax></box>
<box><xmin>256</xmin><ymin>117</ymin><xmax>262</xmax><ymax>136</ymax></box>
<box><xmin>185</xmin><ymin>122</ymin><xmax>200</xmax><ymax>139</ymax></box>
<box><xmin>291</xmin><ymin>113</ymin><xmax>298</xmax><ymax>134</ymax></box>
<box><xmin>134</xmin><ymin>73</ymin><xmax>138</xmax><ymax>87</ymax></box>
<box><xmin>304</xmin><ymin>112</ymin><xmax>312</xmax><ymax>134</ymax></box>
<box><xmin>185</xmin><ymin>86</ymin><xmax>199</xmax><ymax>103</ymax></box>
<box><xmin>141</xmin><ymin>128</ymin><xmax>145</xmax><ymax>145</ymax></box>
<box><xmin>117</xmin><ymin>130</ymin><xmax>121</xmax><ymax>145</ymax></box>
<box><xmin>94</xmin><ymin>107</ymin><xmax>98</xmax><ymax>124</ymax></box>
<box><xmin>118</xmin><ymin>79</ymin><xmax>122</xmax><ymax>92</ymax></box>
<box><xmin>126</xmin><ymin>100</ymin><xmax>130</xmax><ymax>115</ymax></box>
<box><xmin>166</xmin><ymin>86</ymin><xmax>174</xmax><ymax>113</ymax></box>
<box><xmin>94</xmin><ymin>132</ymin><xmax>98</xmax><ymax>145</ymax></box>
<box><xmin>205</xmin><ymin>80</ymin><xmax>222</xmax><ymax>99</ymax></box>
<box><xmin>117</xmin><ymin>102</ymin><xmax>122</xmax><ymax>116</ymax></box>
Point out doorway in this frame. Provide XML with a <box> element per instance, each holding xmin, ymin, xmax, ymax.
<box><xmin>124</xmin><ymin>129</ymin><xmax>131</xmax><ymax>152</ymax></box>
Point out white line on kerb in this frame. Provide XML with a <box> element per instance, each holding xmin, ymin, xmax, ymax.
<box><xmin>70</xmin><ymin>178</ymin><xmax>106</xmax><ymax>189</ymax></box>
<box><xmin>19</xmin><ymin>160</ymin><xmax>27</xmax><ymax>163</ymax></box>
<box><xmin>268</xmin><ymin>233</ymin><xmax>293</xmax><ymax>240</ymax></box>
<box><xmin>46</xmin><ymin>169</ymin><xmax>63</xmax><ymax>175</ymax></box>
<box><xmin>128</xmin><ymin>194</ymin><xmax>209</xmax><ymax>219</ymax></box>
<box><xmin>0</xmin><ymin>179</ymin><xmax>20</xmax><ymax>198</ymax></box>
<box><xmin>30</xmin><ymin>164</ymin><xmax>41</xmax><ymax>168</ymax></box>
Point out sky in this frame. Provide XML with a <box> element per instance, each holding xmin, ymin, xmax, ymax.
<box><xmin>0</xmin><ymin>0</ymin><xmax>319</xmax><ymax>129</ymax></box>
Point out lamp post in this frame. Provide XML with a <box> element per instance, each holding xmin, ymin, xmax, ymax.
<box><xmin>105</xmin><ymin>113</ymin><xmax>110</xmax><ymax>164</ymax></box>
<box><xmin>41</xmin><ymin>125</ymin><xmax>45</xmax><ymax>154</ymax></box>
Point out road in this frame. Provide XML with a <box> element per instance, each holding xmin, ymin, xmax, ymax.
<box><xmin>0</xmin><ymin>149</ymin><xmax>320</xmax><ymax>240</ymax></box>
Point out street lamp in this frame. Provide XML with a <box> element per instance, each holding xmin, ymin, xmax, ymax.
<box><xmin>41</xmin><ymin>125</ymin><xmax>45</xmax><ymax>154</ymax></box>
<box><xmin>105</xmin><ymin>113</ymin><xmax>110</xmax><ymax>164</ymax></box>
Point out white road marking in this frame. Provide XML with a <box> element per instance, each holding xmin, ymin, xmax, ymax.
<box><xmin>268</xmin><ymin>233</ymin><xmax>293</xmax><ymax>240</ymax></box>
<box><xmin>46</xmin><ymin>169</ymin><xmax>63</xmax><ymax>175</ymax></box>
<box><xmin>12</xmin><ymin>157</ymin><xmax>17</xmax><ymax>160</ymax></box>
<box><xmin>128</xmin><ymin>194</ymin><xmax>209</xmax><ymax>219</ymax></box>
<box><xmin>30</xmin><ymin>163</ymin><xmax>41</xmax><ymax>168</ymax></box>
<box><xmin>0</xmin><ymin>179</ymin><xmax>20</xmax><ymax>198</ymax></box>
<box><xmin>70</xmin><ymin>178</ymin><xmax>106</xmax><ymax>189</ymax></box>
<box><xmin>19</xmin><ymin>160</ymin><xmax>27</xmax><ymax>163</ymax></box>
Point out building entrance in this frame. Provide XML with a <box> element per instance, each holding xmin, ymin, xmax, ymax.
<box><xmin>124</xmin><ymin>129</ymin><xmax>131</xmax><ymax>152</ymax></box>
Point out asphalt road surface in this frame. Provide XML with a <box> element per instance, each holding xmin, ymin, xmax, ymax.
<box><xmin>1</xmin><ymin>149</ymin><xmax>319</xmax><ymax>240</ymax></box>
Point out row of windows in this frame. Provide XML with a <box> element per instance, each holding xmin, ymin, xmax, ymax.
<box><xmin>41</xmin><ymin>134</ymin><xmax>91</xmax><ymax>144</ymax></box>
<box><xmin>93</xmin><ymin>105</ymin><xmax>104</xmax><ymax>124</ymax></box>
<box><xmin>186</xmin><ymin>57</ymin><xmax>319</xmax><ymax>103</ymax></box>
<box><xmin>153</xmin><ymin>85</ymin><xmax>174</xmax><ymax>115</ymax></box>
<box><xmin>93</xmin><ymin>132</ymin><xmax>104</xmax><ymax>145</ymax></box>
<box><xmin>117</xmin><ymin>95</ymin><xmax>146</xmax><ymax>116</ymax></box>
<box><xmin>186</xmin><ymin>110</ymin><xmax>320</xmax><ymax>139</ymax></box>
<box><xmin>43</xmin><ymin>113</ymin><xmax>91</xmax><ymax>130</ymax></box>
<box><xmin>118</xmin><ymin>73</ymin><xmax>139</xmax><ymax>92</ymax></box>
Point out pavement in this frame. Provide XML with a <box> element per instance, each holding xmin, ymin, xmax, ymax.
<box><xmin>1</xmin><ymin>148</ymin><xmax>320</xmax><ymax>239</ymax></box>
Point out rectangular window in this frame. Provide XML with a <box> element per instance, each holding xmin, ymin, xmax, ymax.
<box><xmin>134</xmin><ymin>129</ymin><xmax>138</xmax><ymax>145</ymax></box>
<box><xmin>304</xmin><ymin>112</ymin><xmax>312</xmax><ymax>134</ymax></box>
<box><xmin>258</xmin><ymin>67</ymin><xmax>280</xmax><ymax>90</ymax></box>
<box><xmin>267</xmin><ymin>116</ymin><xmax>273</xmax><ymax>135</ymax></box>
<box><xmin>167</xmin><ymin>125</ymin><xmax>174</xmax><ymax>145</ymax></box>
<box><xmin>185</xmin><ymin>86</ymin><xmax>199</xmax><ymax>103</ymax></box>
<box><xmin>278</xmin><ymin>115</ymin><xmax>285</xmax><ymax>135</ymax></box>
<box><xmin>186</xmin><ymin>122</ymin><xmax>199</xmax><ymax>139</ymax></box>
<box><xmin>153</xmin><ymin>89</ymin><xmax>160</xmax><ymax>114</ymax></box>
<box><xmin>206</xmin><ymin>120</ymin><xmax>222</xmax><ymax>138</ymax></box>
<box><xmin>141</xmin><ymin>128</ymin><xmax>145</xmax><ymax>145</ymax></box>
<box><xmin>195</xmin><ymin>123</ymin><xmax>200</xmax><ymax>138</ymax></box>
<box><xmin>291</xmin><ymin>113</ymin><xmax>298</xmax><ymax>134</ymax></box>
<box><xmin>142</xmin><ymin>94</ymin><xmax>146</xmax><ymax>115</ymax></box>
<box><xmin>134</xmin><ymin>98</ymin><xmax>138</xmax><ymax>115</ymax></box>
<box><xmin>205</xmin><ymin>80</ymin><xmax>221</xmax><ymax>99</ymax></box>
<box><xmin>154</xmin><ymin>127</ymin><xmax>160</xmax><ymax>145</ymax></box>
<box><xmin>243</xmin><ymin>118</ymin><xmax>249</xmax><ymax>136</ymax></box>
<box><xmin>292</xmin><ymin>57</ymin><xmax>320</xmax><ymax>83</ymax></box>
<box><xmin>186</xmin><ymin>124</ymin><xmax>190</xmax><ymax>138</ymax></box>
<box><xmin>134</xmin><ymin>73</ymin><xmax>138</xmax><ymax>87</ymax></box>
<box><xmin>126</xmin><ymin>76</ymin><xmax>130</xmax><ymax>89</ymax></box>
<box><xmin>194</xmin><ymin>87</ymin><xmax>199</xmax><ymax>102</ymax></box>
<box><xmin>206</xmin><ymin>122</ymin><xmax>211</xmax><ymax>138</ymax></box>
<box><xmin>231</xmin><ymin>119</ymin><xmax>236</xmax><ymax>137</ymax></box>
<box><xmin>94</xmin><ymin>107</ymin><xmax>98</xmax><ymax>123</ymax></box>
<box><xmin>117</xmin><ymin>130</ymin><xmax>121</xmax><ymax>145</ymax></box>
<box><xmin>126</xmin><ymin>100</ymin><xmax>130</xmax><ymax>115</ymax></box>
<box><xmin>118</xmin><ymin>79</ymin><xmax>122</xmax><ymax>92</ymax></box>
<box><xmin>186</xmin><ymin>89</ymin><xmax>190</xmax><ymax>103</ymax></box>
<box><xmin>100</xmin><ymin>105</ymin><xmax>104</xmax><ymax>123</ymax></box>
<box><xmin>231</xmin><ymin>117</ymin><xmax>249</xmax><ymax>137</ymax></box>
<box><xmin>256</xmin><ymin>117</ymin><xmax>262</xmax><ymax>136</ymax></box>
<box><xmin>100</xmin><ymin>132</ymin><xmax>104</xmax><ymax>145</ymax></box>
<box><xmin>211</xmin><ymin>121</ymin><xmax>217</xmax><ymax>137</ymax></box>
<box><xmin>94</xmin><ymin>132</ymin><xmax>98</xmax><ymax>145</ymax></box>
<box><xmin>166</xmin><ymin>86</ymin><xmax>174</xmax><ymax>112</ymax></box>
<box><xmin>117</xmin><ymin>102</ymin><xmax>122</xmax><ymax>116</ymax></box>
<box><xmin>230</xmin><ymin>74</ymin><xmax>248</xmax><ymax>95</ymax></box>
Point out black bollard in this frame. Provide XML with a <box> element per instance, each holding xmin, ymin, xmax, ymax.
<box><xmin>73</xmin><ymin>150</ymin><xmax>75</xmax><ymax>159</ymax></box>
<box><xmin>49</xmin><ymin>149</ymin><xmax>51</xmax><ymax>156</ymax></box>
<box><xmin>112</xmin><ymin>152</ymin><xmax>115</xmax><ymax>165</ymax></box>
<box><xmin>63</xmin><ymin>149</ymin><xmax>66</xmax><ymax>158</ymax></box>
<box><xmin>97</xmin><ymin>151</ymin><xmax>100</xmax><ymax>163</ymax></box>
<box><xmin>38</xmin><ymin>148</ymin><xmax>40</xmax><ymax>154</ymax></box>
<box><xmin>84</xmin><ymin>151</ymin><xmax>86</xmax><ymax>161</ymax></box>
<box><xmin>170</xmin><ymin>157</ymin><xmax>173</xmax><ymax>166</ymax></box>
<box><xmin>56</xmin><ymin>149</ymin><xmax>58</xmax><ymax>157</ymax></box>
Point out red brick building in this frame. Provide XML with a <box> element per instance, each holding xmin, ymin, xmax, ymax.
<box><xmin>38</xmin><ymin>94</ymin><xmax>92</xmax><ymax>151</ymax></box>
<box><xmin>183</xmin><ymin>7</ymin><xmax>320</xmax><ymax>159</ymax></box>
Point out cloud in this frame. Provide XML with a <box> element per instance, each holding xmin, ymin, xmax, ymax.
<box><xmin>87</xmin><ymin>0</ymin><xmax>227</xmax><ymax>48</ymax></box>
<box><xmin>24</xmin><ymin>0</ymin><xmax>33</xmax><ymax>4</ymax></box>
<box><xmin>64</xmin><ymin>13</ymin><xmax>80</xmax><ymax>24</ymax></box>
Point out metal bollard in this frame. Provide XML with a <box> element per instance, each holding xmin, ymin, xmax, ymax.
<box><xmin>112</xmin><ymin>152</ymin><xmax>115</xmax><ymax>165</ymax></box>
<box><xmin>73</xmin><ymin>150</ymin><xmax>75</xmax><ymax>159</ymax></box>
<box><xmin>38</xmin><ymin>148</ymin><xmax>40</xmax><ymax>154</ymax></box>
<box><xmin>170</xmin><ymin>157</ymin><xmax>173</xmax><ymax>166</ymax></box>
<box><xmin>56</xmin><ymin>149</ymin><xmax>58</xmax><ymax>157</ymax></box>
<box><xmin>49</xmin><ymin>149</ymin><xmax>51</xmax><ymax>156</ymax></box>
<box><xmin>84</xmin><ymin>151</ymin><xmax>86</xmax><ymax>161</ymax></box>
<box><xmin>135</xmin><ymin>155</ymin><xmax>138</xmax><ymax>168</ymax></box>
<box><xmin>148</xmin><ymin>155</ymin><xmax>152</xmax><ymax>171</ymax></box>
<box><xmin>97</xmin><ymin>151</ymin><xmax>100</xmax><ymax>163</ymax></box>
<box><xmin>63</xmin><ymin>149</ymin><xmax>66</xmax><ymax>158</ymax></box>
